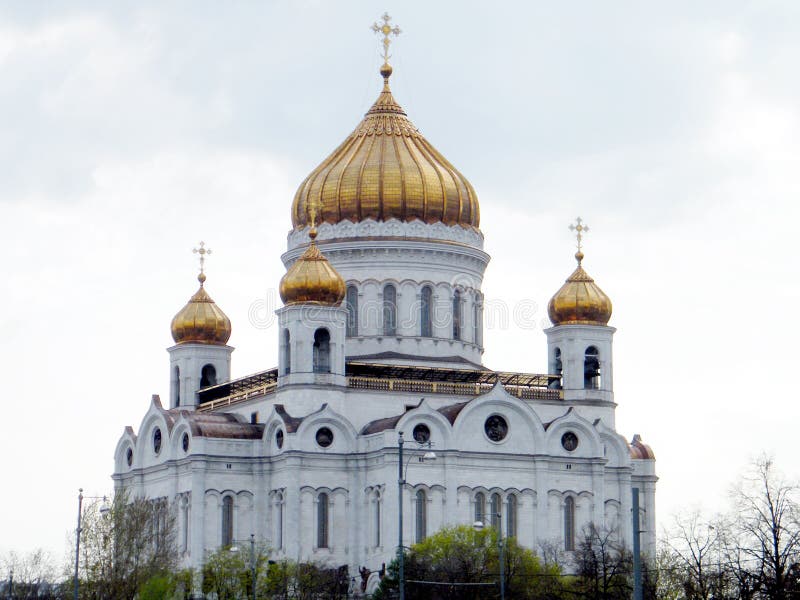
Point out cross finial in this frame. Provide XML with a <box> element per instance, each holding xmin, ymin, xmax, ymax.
<box><xmin>371</xmin><ymin>13</ymin><xmax>401</xmax><ymax>66</ymax></box>
<box><xmin>568</xmin><ymin>217</ymin><xmax>589</xmax><ymax>263</ymax></box>
<box><xmin>307</xmin><ymin>196</ymin><xmax>321</xmax><ymax>241</ymax></box>
<box><xmin>192</xmin><ymin>241</ymin><xmax>211</xmax><ymax>284</ymax></box>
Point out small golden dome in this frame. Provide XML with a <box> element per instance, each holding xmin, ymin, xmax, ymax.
<box><xmin>279</xmin><ymin>230</ymin><xmax>346</xmax><ymax>306</ymax></box>
<box><xmin>171</xmin><ymin>273</ymin><xmax>232</xmax><ymax>344</ymax></box>
<box><xmin>629</xmin><ymin>434</ymin><xmax>656</xmax><ymax>460</ymax></box>
<box><xmin>548</xmin><ymin>252</ymin><xmax>612</xmax><ymax>326</ymax></box>
<box><xmin>291</xmin><ymin>66</ymin><xmax>479</xmax><ymax>230</ymax></box>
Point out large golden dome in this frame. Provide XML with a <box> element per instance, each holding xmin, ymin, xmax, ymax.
<box><xmin>548</xmin><ymin>251</ymin><xmax>613</xmax><ymax>326</ymax></box>
<box><xmin>291</xmin><ymin>64</ymin><xmax>480</xmax><ymax>230</ymax></box>
<box><xmin>279</xmin><ymin>229</ymin><xmax>346</xmax><ymax>306</ymax></box>
<box><xmin>171</xmin><ymin>273</ymin><xmax>232</xmax><ymax>344</ymax></box>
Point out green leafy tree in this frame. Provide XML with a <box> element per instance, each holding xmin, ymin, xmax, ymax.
<box><xmin>374</xmin><ymin>524</ymin><xmax>563</xmax><ymax>600</ymax></box>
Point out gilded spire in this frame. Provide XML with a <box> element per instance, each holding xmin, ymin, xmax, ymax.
<box><xmin>371</xmin><ymin>12</ymin><xmax>401</xmax><ymax>81</ymax></box>
<box><xmin>171</xmin><ymin>242</ymin><xmax>231</xmax><ymax>344</ymax></box>
<box><xmin>547</xmin><ymin>219</ymin><xmax>612</xmax><ymax>326</ymax></box>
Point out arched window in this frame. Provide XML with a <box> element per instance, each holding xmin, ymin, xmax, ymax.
<box><xmin>452</xmin><ymin>290</ymin><xmax>462</xmax><ymax>340</ymax></box>
<box><xmin>283</xmin><ymin>329</ymin><xmax>291</xmax><ymax>375</ymax></box>
<box><xmin>415</xmin><ymin>490</ymin><xmax>427</xmax><ymax>542</ymax></box>
<box><xmin>346</xmin><ymin>285</ymin><xmax>359</xmax><ymax>337</ymax></box>
<box><xmin>506</xmin><ymin>495</ymin><xmax>517</xmax><ymax>539</ymax></box>
<box><xmin>551</xmin><ymin>348</ymin><xmax>563</xmax><ymax>389</ymax></box>
<box><xmin>317</xmin><ymin>493</ymin><xmax>329</xmax><ymax>548</ymax></box>
<box><xmin>313</xmin><ymin>328</ymin><xmax>331</xmax><ymax>373</ymax></box>
<box><xmin>474</xmin><ymin>492</ymin><xmax>486</xmax><ymax>524</ymax></box>
<box><xmin>564</xmin><ymin>496</ymin><xmax>575</xmax><ymax>551</ymax></box>
<box><xmin>180</xmin><ymin>495</ymin><xmax>190</xmax><ymax>552</ymax></box>
<box><xmin>421</xmin><ymin>286</ymin><xmax>433</xmax><ymax>337</ymax></box>
<box><xmin>472</xmin><ymin>292</ymin><xmax>481</xmax><ymax>345</ymax></box>
<box><xmin>174</xmin><ymin>366</ymin><xmax>181</xmax><ymax>407</ymax></box>
<box><xmin>374</xmin><ymin>492</ymin><xmax>382</xmax><ymax>547</ymax></box>
<box><xmin>490</xmin><ymin>493</ymin><xmax>502</xmax><ymax>530</ymax></box>
<box><xmin>221</xmin><ymin>496</ymin><xmax>234</xmax><ymax>547</ymax></box>
<box><xmin>276</xmin><ymin>493</ymin><xmax>284</xmax><ymax>550</ymax></box>
<box><xmin>584</xmin><ymin>346</ymin><xmax>600</xmax><ymax>389</ymax></box>
<box><xmin>383</xmin><ymin>284</ymin><xmax>397</xmax><ymax>336</ymax></box>
<box><xmin>201</xmin><ymin>364</ymin><xmax>217</xmax><ymax>388</ymax></box>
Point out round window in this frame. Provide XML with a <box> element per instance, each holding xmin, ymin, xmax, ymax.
<box><xmin>153</xmin><ymin>427</ymin><xmax>162</xmax><ymax>454</ymax></box>
<box><xmin>126</xmin><ymin>447</ymin><xmax>133</xmax><ymax>467</ymax></box>
<box><xmin>182</xmin><ymin>432</ymin><xmax>190</xmax><ymax>452</ymax></box>
<box><xmin>561</xmin><ymin>431</ymin><xmax>579</xmax><ymax>452</ymax></box>
<box><xmin>276</xmin><ymin>429</ymin><xmax>284</xmax><ymax>449</ymax></box>
<box><xmin>412</xmin><ymin>423</ymin><xmax>431</xmax><ymax>444</ymax></box>
<box><xmin>484</xmin><ymin>415</ymin><xmax>508</xmax><ymax>442</ymax></box>
<box><xmin>315</xmin><ymin>427</ymin><xmax>334</xmax><ymax>448</ymax></box>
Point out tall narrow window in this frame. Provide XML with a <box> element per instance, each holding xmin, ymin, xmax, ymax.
<box><xmin>475</xmin><ymin>492</ymin><xmax>486</xmax><ymax>524</ymax></box>
<box><xmin>506</xmin><ymin>495</ymin><xmax>517</xmax><ymax>539</ymax></box>
<box><xmin>283</xmin><ymin>329</ymin><xmax>291</xmax><ymax>375</ymax></box>
<box><xmin>174</xmin><ymin>366</ymin><xmax>181</xmax><ymax>407</ymax></box>
<box><xmin>564</xmin><ymin>496</ymin><xmax>575</xmax><ymax>551</ymax></box>
<box><xmin>415</xmin><ymin>490</ymin><xmax>427</xmax><ymax>542</ymax></box>
<box><xmin>491</xmin><ymin>493</ymin><xmax>502</xmax><ymax>530</ymax></box>
<box><xmin>317</xmin><ymin>493</ymin><xmax>329</xmax><ymax>548</ymax></box>
<box><xmin>452</xmin><ymin>290</ymin><xmax>462</xmax><ymax>340</ymax></box>
<box><xmin>551</xmin><ymin>348</ymin><xmax>563</xmax><ymax>389</ymax></box>
<box><xmin>221</xmin><ymin>496</ymin><xmax>234</xmax><ymax>547</ymax></box>
<box><xmin>472</xmin><ymin>294</ymin><xmax>479</xmax><ymax>344</ymax></box>
<box><xmin>276</xmin><ymin>493</ymin><xmax>284</xmax><ymax>550</ymax></box>
<box><xmin>383</xmin><ymin>284</ymin><xmax>397</xmax><ymax>336</ymax></box>
<box><xmin>421</xmin><ymin>286</ymin><xmax>433</xmax><ymax>337</ymax></box>
<box><xmin>313</xmin><ymin>328</ymin><xmax>331</xmax><ymax>373</ymax></box>
<box><xmin>346</xmin><ymin>285</ymin><xmax>359</xmax><ymax>337</ymax></box>
<box><xmin>375</xmin><ymin>494</ymin><xmax>382</xmax><ymax>547</ymax></box>
<box><xmin>181</xmin><ymin>496</ymin><xmax>189</xmax><ymax>552</ymax></box>
<box><xmin>584</xmin><ymin>346</ymin><xmax>600</xmax><ymax>389</ymax></box>
<box><xmin>201</xmin><ymin>364</ymin><xmax>217</xmax><ymax>388</ymax></box>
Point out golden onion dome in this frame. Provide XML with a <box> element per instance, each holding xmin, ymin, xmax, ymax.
<box><xmin>629</xmin><ymin>434</ymin><xmax>656</xmax><ymax>460</ymax></box>
<box><xmin>279</xmin><ymin>229</ymin><xmax>346</xmax><ymax>306</ymax></box>
<box><xmin>291</xmin><ymin>64</ymin><xmax>480</xmax><ymax>231</ymax></box>
<box><xmin>548</xmin><ymin>251</ymin><xmax>613</xmax><ymax>326</ymax></box>
<box><xmin>170</xmin><ymin>273</ymin><xmax>232</xmax><ymax>345</ymax></box>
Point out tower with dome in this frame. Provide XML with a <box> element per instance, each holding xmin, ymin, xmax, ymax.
<box><xmin>112</xmin><ymin>16</ymin><xmax>656</xmax><ymax>594</ymax></box>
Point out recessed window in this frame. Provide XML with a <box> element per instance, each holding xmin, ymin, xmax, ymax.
<box><xmin>412</xmin><ymin>423</ymin><xmax>431</xmax><ymax>444</ymax></box>
<box><xmin>316</xmin><ymin>427</ymin><xmax>334</xmax><ymax>448</ymax></box>
<box><xmin>421</xmin><ymin>286</ymin><xmax>433</xmax><ymax>337</ymax></box>
<box><xmin>276</xmin><ymin>429</ymin><xmax>284</xmax><ymax>449</ymax></box>
<box><xmin>126</xmin><ymin>447</ymin><xmax>133</xmax><ymax>467</ymax></box>
<box><xmin>182</xmin><ymin>433</ymin><xmax>190</xmax><ymax>452</ymax></box>
<box><xmin>484</xmin><ymin>415</ymin><xmax>508</xmax><ymax>442</ymax></box>
<box><xmin>383</xmin><ymin>284</ymin><xmax>397</xmax><ymax>336</ymax></box>
<box><xmin>201</xmin><ymin>364</ymin><xmax>217</xmax><ymax>387</ymax></box>
<box><xmin>313</xmin><ymin>328</ymin><xmax>331</xmax><ymax>373</ymax></box>
<box><xmin>153</xmin><ymin>428</ymin><xmax>162</xmax><ymax>454</ymax></box>
<box><xmin>561</xmin><ymin>431</ymin><xmax>579</xmax><ymax>452</ymax></box>
<box><xmin>346</xmin><ymin>285</ymin><xmax>359</xmax><ymax>337</ymax></box>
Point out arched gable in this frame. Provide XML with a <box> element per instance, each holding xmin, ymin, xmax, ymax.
<box><xmin>294</xmin><ymin>404</ymin><xmax>358</xmax><ymax>453</ymax></box>
<box><xmin>544</xmin><ymin>408</ymin><xmax>603</xmax><ymax>458</ymax></box>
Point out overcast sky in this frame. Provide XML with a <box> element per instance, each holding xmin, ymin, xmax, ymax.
<box><xmin>2</xmin><ymin>1</ymin><xmax>799</xmax><ymax>562</ymax></box>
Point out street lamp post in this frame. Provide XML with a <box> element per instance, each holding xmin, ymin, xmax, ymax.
<box><xmin>73</xmin><ymin>488</ymin><xmax>109</xmax><ymax>600</ymax></box>
<box><xmin>474</xmin><ymin>513</ymin><xmax>505</xmax><ymax>600</ymax></box>
<box><xmin>397</xmin><ymin>431</ymin><xmax>436</xmax><ymax>600</ymax></box>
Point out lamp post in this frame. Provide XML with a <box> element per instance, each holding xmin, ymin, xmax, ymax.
<box><xmin>73</xmin><ymin>488</ymin><xmax>110</xmax><ymax>600</ymax></box>
<box><xmin>473</xmin><ymin>513</ymin><xmax>505</xmax><ymax>600</ymax></box>
<box><xmin>397</xmin><ymin>431</ymin><xmax>436</xmax><ymax>600</ymax></box>
<box><xmin>229</xmin><ymin>535</ymin><xmax>257</xmax><ymax>600</ymax></box>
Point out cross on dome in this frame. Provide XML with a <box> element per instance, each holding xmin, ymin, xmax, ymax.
<box><xmin>568</xmin><ymin>217</ymin><xmax>589</xmax><ymax>264</ymax></box>
<box><xmin>193</xmin><ymin>241</ymin><xmax>212</xmax><ymax>284</ymax></box>
<box><xmin>371</xmin><ymin>13</ymin><xmax>401</xmax><ymax>66</ymax></box>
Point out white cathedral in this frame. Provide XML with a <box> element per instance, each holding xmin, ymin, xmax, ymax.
<box><xmin>112</xmin><ymin>29</ymin><xmax>657</xmax><ymax>594</ymax></box>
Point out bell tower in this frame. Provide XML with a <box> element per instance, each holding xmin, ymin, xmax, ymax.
<box><xmin>167</xmin><ymin>242</ymin><xmax>233</xmax><ymax>408</ymax></box>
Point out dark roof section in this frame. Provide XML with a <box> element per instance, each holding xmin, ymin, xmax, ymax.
<box><xmin>274</xmin><ymin>404</ymin><xmax>305</xmax><ymax>433</ymax></box>
<box><xmin>348</xmin><ymin>351</ymin><xmax>484</xmax><ymax>369</ymax></box>
<box><xmin>198</xmin><ymin>368</ymin><xmax>278</xmax><ymax>404</ymax></box>
<box><xmin>170</xmin><ymin>410</ymin><xmax>264</xmax><ymax>440</ymax></box>
<box><xmin>437</xmin><ymin>401</ymin><xmax>470</xmax><ymax>424</ymax></box>
<box><xmin>346</xmin><ymin>362</ymin><xmax>557</xmax><ymax>387</ymax></box>
<box><xmin>361</xmin><ymin>414</ymin><xmax>403</xmax><ymax>435</ymax></box>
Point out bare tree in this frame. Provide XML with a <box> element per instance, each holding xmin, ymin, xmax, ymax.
<box><xmin>665</xmin><ymin>510</ymin><xmax>720</xmax><ymax>600</ymax></box>
<box><xmin>573</xmin><ymin>523</ymin><xmax>632</xmax><ymax>600</ymax></box>
<box><xmin>1</xmin><ymin>548</ymin><xmax>59</xmax><ymax>598</ymax></box>
<box><xmin>731</xmin><ymin>456</ymin><xmax>800</xmax><ymax>600</ymax></box>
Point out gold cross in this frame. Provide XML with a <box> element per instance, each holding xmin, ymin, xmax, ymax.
<box><xmin>569</xmin><ymin>217</ymin><xmax>589</xmax><ymax>252</ymax></box>
<box><xmin>371</xmin><ymin>13</ymin><xmax>401</xmax><ymax>65</ymax></box>
<box><xmin>193</xmin><ymin>241</ymin><xmax>212</xmax><ymax>275</ymax></box>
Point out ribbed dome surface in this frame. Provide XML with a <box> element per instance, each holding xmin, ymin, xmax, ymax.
<box><xmin>291</xmin><ymin>68</ymin><xmax>480</xmax><ymax>230</ymax></box>
<box><xmin>279</xmin><ymin>232</ymin><xmax>346</xmax><ymax>306</ymax></box>
<box><xmin>548</xmin><ymin>252</ymin><xmax>612</xmax><ymax>326</ymax></box>
<box><xmin>171</xmin><ymin>274</ymin><xmax>232</xmax><ymax>344</ymax></box>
